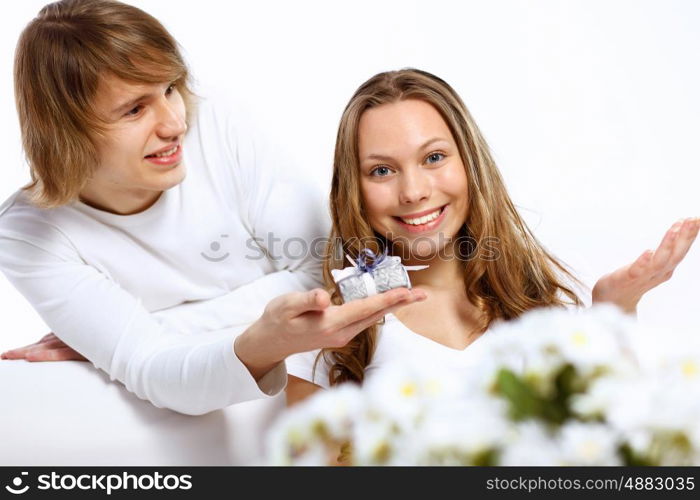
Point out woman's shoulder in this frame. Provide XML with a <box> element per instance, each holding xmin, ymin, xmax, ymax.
<box><xmin>286</xmin><ymin>349</ymin><xmax>331</xmax><ymax>389</ymax></box>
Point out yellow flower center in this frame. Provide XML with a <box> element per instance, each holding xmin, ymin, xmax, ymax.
<box><xmin>681</xmin><ymin>360</ymin><xmax>698</xmax><ymax>378</ymax></box>
<box><xmin>572</xmin><ymin>331</ymin><xmax>588</xmax><ymax>347</ymax></box>
<box><xmin>400</xmin><ymin>382</ymin><xmax>417</xmax><ymax>397</ymax></box>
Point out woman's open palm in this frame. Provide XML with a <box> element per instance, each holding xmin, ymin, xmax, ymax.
<box><xmin>592</xmin><ymin>217</ymin><xmax>699</xmax><ymax>313</ymax></box>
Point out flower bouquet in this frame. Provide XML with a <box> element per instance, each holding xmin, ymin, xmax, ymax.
<box><xmin>267</xmin><ymin>305</ymin><xmax>700</xmax><ymax>465</ymax></box>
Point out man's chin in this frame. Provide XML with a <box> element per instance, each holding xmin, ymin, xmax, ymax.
<box><xmin>157</xmin><ymin>162</ymin><xmax>187</xmax><ymax>190</ymax></box>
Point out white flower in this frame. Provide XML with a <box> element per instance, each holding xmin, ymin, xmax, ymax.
<box><xmin>362</xmin><ymin>362</ymin><xmax>459</xmax><ymax>431</ymax></box>
<box><xmin>476</xmin><ymin>305</ymin><xmax>637</xmax><ymax>396</ymax></box>
<box><xmin>571</xmin><ymin>375</ymin><xmax>635</xmax><ymax>421</ymax></box>
<box><xmin>573</xmin><ymin>373</ymin><xmax>700</xmax><ymax>465</ymax></box>
<box><xmin>558</xmin><ymin>421</ymin><xmax>623</xmax><ymax>465</ymax></box>
<box><xmin>266</xmin><ymin>384</ymin><xmax>362</xmax><ymax>465</ymax></box>
<box><xmin>304</xmin><ymin>383</ymin><xmax>363</xmax><ymax>439</ymax></box>
<box><xmin>266</xmin><ymin>407</ymin><xmax>324</xmax><ymax>465</ymax></box>
<box><xmin>499</xmin><ymin>421</ymin><xmax>564</xmax><ymax>465</ymax></box>
<box><xmin>405</xmin><ymin>396</ymin><xmax>509</xmax><ymax>465</ymax></box>
<box><xmin>351</xmin><ymin>414</ymin><xmax>401</xmax><ymax>465</ymax></box>
<box><xmin>265</xmin><ymin>305</ymin><xmax>700</xmax><ymax>466</ymax></box>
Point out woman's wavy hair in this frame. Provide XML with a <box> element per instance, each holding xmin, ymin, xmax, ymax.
<box><xmin>14</xmin><ymin>0</ymin><xmax>195</xmax><ymax>208</ymax></box>
<box><xmin>320</xmin><ymin>68</ymin><xmax>587</xmax><ymax>385</ymax></box>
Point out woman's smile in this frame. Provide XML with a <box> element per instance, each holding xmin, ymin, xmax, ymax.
<box><xmin>392</xmin><ymin>204</ymin><xmax>449</xmax><ymax>234</ymax></box>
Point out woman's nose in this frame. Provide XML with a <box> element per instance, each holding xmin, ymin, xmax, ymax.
<box><xmin>398</xmin><ymin>167</ymin><xmax>431</xmax><ymax>205</ymax></box>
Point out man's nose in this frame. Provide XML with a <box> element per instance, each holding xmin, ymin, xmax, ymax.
<box><xmin>155</xmin><ymin>98</ymin><xmax>186</xmax><ymax>139</ymax></box>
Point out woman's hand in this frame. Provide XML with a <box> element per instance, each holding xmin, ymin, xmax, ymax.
<box><xmin>592</xmin><ymin>217</ymin><xmax>699</xmax><ymax>314</ymax></box>
<box><xmin>0</xmin><ymin>333</ymin><xmax>87</xmax><ymax>362</ymax></box>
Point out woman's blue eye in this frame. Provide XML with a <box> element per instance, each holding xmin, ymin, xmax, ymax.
<box><xmin>426</xmin><ymin>152</ymin><xmax>445</xmax><ymax>164</ymax></box>
<box><xmin>370</xmin><ymin>166</ymin><xmax>392</xmax><ymax>177</ymax></box>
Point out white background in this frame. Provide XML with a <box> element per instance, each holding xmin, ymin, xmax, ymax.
<box><xmin>0</xmin><ymin>0</ymin><xmax>698</xmax><ymax>352</ymax></box>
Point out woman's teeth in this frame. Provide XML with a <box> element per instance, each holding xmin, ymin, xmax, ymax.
<box><xmin>147</xmin><ymin>146</ymin><xmax>178</xmax><ymax>158</ymax></box>
<box><xmin>399</xmin><ymin>207</ymin><xmax>442</xmax><ymax>225</ymax></box>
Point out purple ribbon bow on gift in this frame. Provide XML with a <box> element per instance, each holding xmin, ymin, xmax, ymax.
<box><xmin>332</xmin><ymin>248</ymin><xmax>393</xmax><ymax>285</ymax></box>
<box><xmin>332</xmin><ymin>247</ymin><xmax>429</xmax><ymax>299</ymax></box>
<box><xmin>355</xmin><ymin>248</ymin><xmax>389</xmax><ymax>274</ymax></box>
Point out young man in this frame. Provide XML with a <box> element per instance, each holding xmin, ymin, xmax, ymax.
<box><xmin>0</xmin><ymin>0</ymin><xmax>424</xmax><ymax>415</ymax></box>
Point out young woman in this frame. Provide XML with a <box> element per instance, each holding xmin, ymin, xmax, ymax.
<box><xmin>286</xmin><ymin>68</ymin><xmax>699</xmax><ymax>402</ymax></box>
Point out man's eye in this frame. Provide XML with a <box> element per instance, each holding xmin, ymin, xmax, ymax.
<box><xmin>370</xmin><ymin>166</ymin><xmax>392</xmax><ymax>177</ymax></box>
<box><xmin>426</xmin><ymin>152</ymin><xmax>445</xmax><ymax>164</ymax></box>
<box><xmin>125</xmin><ymin>105</ymin><xmax>143</xmax><ymax>117</ymax></box>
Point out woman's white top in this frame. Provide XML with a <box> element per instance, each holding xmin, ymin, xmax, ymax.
<box><xmin>286</xmin><ymin>312</ymin><xmax>489</xmax><ymax>388</ymax></box>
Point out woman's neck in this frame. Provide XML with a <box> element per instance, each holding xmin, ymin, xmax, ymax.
<box><xmin>407</xmin><ymin>253</ymin><xmax>464</xmax><ymax>291</ymax></box>
<box><xmin>399</xmin><ymin>237</ymin><xmax>466</xmax><ymax>292</ymax></box>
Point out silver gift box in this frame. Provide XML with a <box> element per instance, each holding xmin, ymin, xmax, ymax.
<box><xmin>330</xmin><ymin>252</ymin><xmax>427</xmax><ymax>303</ymax></box>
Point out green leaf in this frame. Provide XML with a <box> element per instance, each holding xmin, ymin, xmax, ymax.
<box><xmin>495</xmin><ymin>368</ymin><xmax>545</xmax><ymax>421</ymax></box>
<box><xmin>619</xmin><ymin>443</ymin><xmax>656</xmax><ymax>466</ymax></box>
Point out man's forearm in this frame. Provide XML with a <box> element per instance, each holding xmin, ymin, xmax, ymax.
<box><xmin>153</xmin><ymin>270</ymin><xmax>315</xmax><ymax>335</ymax></box>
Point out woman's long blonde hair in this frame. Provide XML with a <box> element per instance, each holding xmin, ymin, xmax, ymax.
<box><xmin>321</xmin><ymin>68</ymin><xmax>586</xmax><ymax>385</ymax></box>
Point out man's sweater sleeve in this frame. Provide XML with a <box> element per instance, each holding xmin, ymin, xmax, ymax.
<box><xmin>0</xmin><ymin>226</ymin><xmax>283</xmax><ymax>416</ymax></box>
